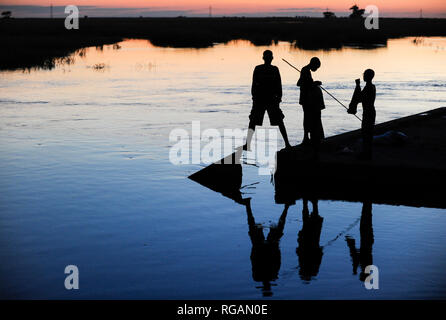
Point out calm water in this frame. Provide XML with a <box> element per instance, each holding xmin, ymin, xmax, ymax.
<box><xmin>0</xmin><ymin>38</ymin><xmax>446</xmax><ymax>299</ymax></box>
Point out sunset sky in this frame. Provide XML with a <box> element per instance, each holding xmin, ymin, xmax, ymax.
<box><xmin>1</xmin><ymin>0</ymin><xmax>445</xmax><ymax>17</ymax></box>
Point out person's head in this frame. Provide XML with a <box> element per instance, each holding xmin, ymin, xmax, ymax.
<box><xmin>263</xmin><ymin>50</ymin><xmax>273</xmax><ymax>64</ymax></box>
<box><xmin>363</xmin><ymin>69</ymin><xmax>375</xmax><ymax>83</ymax></box>
<box><xmin>309</xmin><ymin>57</ymin><xmax>321</xmax><ymax>71</ymax></box>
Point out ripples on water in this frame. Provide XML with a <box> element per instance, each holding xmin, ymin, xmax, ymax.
<box><xmin>0</xmin><ymin>37</ymin><xmax>445</xmax><ymax>299</ymax></box>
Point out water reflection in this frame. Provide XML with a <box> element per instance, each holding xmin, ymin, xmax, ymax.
<box><xmin>243</xmin><ymin>199</ymin><xmax>291</xmax><ymax>296</ymax></box>
<box><xmin>345</xmin><ymin>201</ymin><xmax>374</xmax><ymax>282</ymax></box>
<box><xmin>297</xmin><ymin>199</ymin><xmax>324</xmax><ymax>282</ymax></box>
<box><xmin>189</xmin><ymin>158</ymin><xmax>378</xmax><ymax>295</ymax></box>
<box><xmin>188</xmin><ymin>148</ymin><xmax>443</xmax><ymax>297</ymax></box>
<box><xmin>295</xmin><ymin>199</ymin><xmax>375</xmax><ymax>285</ymax></box>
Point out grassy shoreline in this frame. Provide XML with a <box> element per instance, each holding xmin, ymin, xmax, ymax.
<box><xmin>1</xmin><ymin>17</ymin><xmax>446</xmax><ymax>70</ymax></box>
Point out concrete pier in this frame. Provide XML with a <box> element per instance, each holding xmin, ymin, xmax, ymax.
<box><xmin>274</xmin><ymin>107</ymin><xmax>446</xmax><ymax>208</ymax></box>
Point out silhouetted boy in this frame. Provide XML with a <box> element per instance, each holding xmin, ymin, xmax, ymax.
<box><xmin>348</xmin><ymin>69</ymin><xmax>376</xmax><ymax>160</ymax></box>
<box><xmin>244</xmin><ymin>50</ymin><xmax>292</xmax><ymax>151</ymax></box>
<box><xmin>297</xmin><ymin>57</ymin><xmax>325</xmax><ymax>156</ymax></box>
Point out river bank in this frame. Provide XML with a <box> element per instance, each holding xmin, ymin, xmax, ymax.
<box><xmin>2</xmin><ymin>17</ymin><xmax>446</xmax><ymax>70</ymax></box>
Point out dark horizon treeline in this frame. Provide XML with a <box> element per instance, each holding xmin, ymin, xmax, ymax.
<box><xmin>1</xmin><ymin>17</ymin><xmax>446</xmax><ymax>70</ymax></box>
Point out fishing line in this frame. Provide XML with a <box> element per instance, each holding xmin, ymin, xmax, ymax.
<box><xmin>279</xmin><ymin>213</ymin><xmax>362</xmax><ymax>280</ymax></box>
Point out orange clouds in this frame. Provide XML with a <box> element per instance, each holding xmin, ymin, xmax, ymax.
<box><xmin>3</xmin><ymin>0</ymin><xmax>445</xmax><ymax>14</ymax></box>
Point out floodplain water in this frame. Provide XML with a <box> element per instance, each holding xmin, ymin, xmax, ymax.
<box><xmin>0</xmin><ymin>37</ymin><xmax>446</xmax><ymax>299</ymax></box>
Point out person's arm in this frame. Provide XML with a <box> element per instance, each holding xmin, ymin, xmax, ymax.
<box><xmin>371</xmin><ymin>85</ymin><xmax>376</xmax><ymax>106</ymax></box>
<box><xmin>297</xmin><ymin>67</ymin><xmax>312</xmax><ymax>87</ymax></box>
<box><xmin>251</xmin><ymin>67</ymin><xmax>258</xmax><ymax>99</ymax></box>
<box><xmin>296</xmin><ymin>71</ymin><xmax>302</xmax><ymax>87</ymax></box>
<box><xmin>276</xmin><ymin>67</ymin><xmax>282</xmax><ymax>103</ymax></box>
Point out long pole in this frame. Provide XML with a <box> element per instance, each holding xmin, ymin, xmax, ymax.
<box><xmin>282</xmin><ymin>58</ymin><xmax>362</xmax><ymax>122</ymax></box>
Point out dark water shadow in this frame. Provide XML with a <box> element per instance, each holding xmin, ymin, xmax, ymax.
<box><xmin>188</xmin><ymin>150</ymin><xmax>382</xmax><ymax>295</ymax></box>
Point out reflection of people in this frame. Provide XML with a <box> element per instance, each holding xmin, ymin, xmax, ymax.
<box><xmin>296</xmin><ymin>198</ymin><xmax>324</xmax><ymax>281</ymax></box>
<box><xmin>348</xmin><ymin>69</ymin><xmax>376</xmax><ymax>160</ymax></box>
<box><xmin>244</xmin><ymin>50</ymin><xmax>292</xmax><ymax>151</ymax></box>
<box><xmin>345</xmin><ymin>201</ymin><xmax>374</xmax><ymax>281</ymax></box>
<box><xmin>297</xmin><ymin>57</ymin><xmax>325</xmax><ymax>158</ymax></box>
<box><xmin>243</xmin><ymin>198</ymin><xmax>290</xmax><ymax>296</ymax></box>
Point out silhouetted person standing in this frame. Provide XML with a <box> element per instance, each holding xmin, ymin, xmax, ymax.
<box><xmin>345</xmin><ymin>201</ymin><xmax>374</xmax><ymax>281</ymax></box>
<box><xmin>348</xmin><ymin>69</ymin><xmax>376</xmax><ymax>160</ymax></box>
<box><xmin>243</xmin><ymin>198</ymin><xmax>290</xmax><ymax>297</ymax></box>
<box><xmin>297</xmin><ymin>57</ymin><xmax>325</xmax><ymax>158</ymax></box>
<box><xmin>296</xmin><ymin>198</ymin><xmax>324</xmax><ymax>281</ymax></box>
<box><xmin>244</xmin><ymin>50</ymin><xmax>292</xmax><ymax>151</ymax></box>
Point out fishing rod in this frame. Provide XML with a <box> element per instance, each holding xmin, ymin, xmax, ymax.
<box><xmin>282</xmin><ymin>58</ymin><xmax>362</xmax><ymax>122</ymax></box>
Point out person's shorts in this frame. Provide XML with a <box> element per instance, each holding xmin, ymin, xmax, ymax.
<box><xmin>302</xmin><ymin>104</ymin><xmax>324</xmax><ymax>141</ymax></box>
<box><xmin>249</xmin><ymin>100</ymin><xmax>285</xmax><ymax>126</ymax></box>
<box><xmin>361</xmin><ymin>112</ymin><xmax>376</xmax><ymax>133</ymax></box>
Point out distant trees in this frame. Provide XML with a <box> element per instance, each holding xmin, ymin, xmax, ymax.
<box><xmin>322</xmin><ymin>5</ymin><xmax>364</xmax><ymax>19</ymax></box>
<box><xmin>1</xmin><ymin>11</ymin><xmax>12</xmax><ymax>19</ymax></box>
<box><xmin>323</xmin><ymin>9</ymin><xmax>336</xmax><ymax>19</ymax></box>
<box><xmin>349</xmin><ymin>5</ymin><xmax>365</xmax><ymax>18</ymax></box>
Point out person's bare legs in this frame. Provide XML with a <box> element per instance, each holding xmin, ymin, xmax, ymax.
<box><xmin>245</xmin><ymin>121</ymin><xmax>291</xmax><ymax>150</ymax></box>
<box><xmin>310</xmin><ymin>199</ymin><xmax>319</xmax><ymax>216</ymax></box>
<box><xmin>278</xmin><ymin>122</ymin><xmax>292</xmax><ymax>149</ymax></box>
<box><xmin>243</xmin><ymin>124</ymin><xmax>256</xmax><ymax>151</ymax></box>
